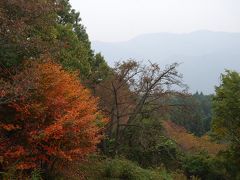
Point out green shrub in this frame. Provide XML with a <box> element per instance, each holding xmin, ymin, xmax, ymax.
<box><xmin>182</xmin><ymin>151</ymin><xmax>238</xmax><ymax>180</ymax></box>
<box><xmin>102</xmin><ymin>158</ymin><xmax>163</xmax><ymax>180</ymax></box>
<box><xmin>183</xmin><ymin>152</ymin><xmax>210</xmax><ymax>178</ymax></box>
<box><xmin>121</xmin><ymin>118</ymin><xmax>183</xmax><ymax>169</ymax></box>
<box><xmin>77</xmin><ymin>156</ymin><xmax>186</xmax><ymax>180</ymax></box>
<box><xmin>0</xmin><ymin>167</ymin><xmax>43</xmax><ymax>180</ymax></box>
<box><xmin>31</xmin><ymin>169</ymin><xmax>43</xmax><ymax>180</ymax></box>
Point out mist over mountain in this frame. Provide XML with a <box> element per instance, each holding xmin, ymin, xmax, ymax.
<box><xmin>92</xmin><ymin>31</ymin><xmax>240</xmax><ymax>94</ymax></box>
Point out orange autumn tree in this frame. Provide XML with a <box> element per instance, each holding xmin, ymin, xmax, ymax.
<box><xmin>0</xmin><ymin>60</ymin><xmax>106</xmax><ymax>171</ymax></box>
<box><xmin>162</xmin><ymin>120</ymin><xmax>227</xmax><ymax>155</ymax></box>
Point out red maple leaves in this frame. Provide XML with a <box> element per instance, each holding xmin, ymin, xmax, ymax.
<box><xmin>0</xmin><ymin>61</ymin><xmax>107</xmax><ymax>170</ymax></box>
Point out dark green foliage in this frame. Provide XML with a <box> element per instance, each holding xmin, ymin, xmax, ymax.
<box><xmin>193</xmin><ymin>92</ymin><xmax>212</xmax><ymax>132</ymax></box>
<box><xmin>120</xmin><ymin>117</ymin><xmax>182</xmax><ymax>169</ymax></box>
<box><xmin>103</xmin><ymin>158</ymin><xmax>161</xmax><ymax>180</ymax></box>
<box><xmin>57</xmin><ymin>0</ymin><xmax>91</xmax><ymax>50</ymax></box>
<box><xmin>55</xmin><ymin>0</ymin><xmax>94</xmax><ymax>77</ymax></box>
<box><xmin>183</xmin><ymin>152</ymin><xmax>211</xmax><ymax>179</ymax></box>
<box><xmin>210</xmin><ymin>70</ymin><xmax>240</xmax><ymax>179</ymax></box>
<box><xmin>90</xmin><ymin>53</ymin><xmax>112</xmax><ymax>84</ymax></box>
<box><xmin>55</xmin><ymin>23</ymin><xmax>92</xmax><ymax>76</ymax></box>
<box><xmin>183</xmin><ymin>150</ymin><xmax>240</xmax><ymax>180</ymax></box>
<box><xmin>170</xmin><ymin>93</ymin><xmax>213</xmax><ymax>136</ymax></box>
<box><xmin>217</xmin><ymin>147</ymin><xmax>240</xmax><ymax>179</ymax></box>
<box><xmin>53</xmin><ymin>1</ymin><xmax>111</xmax><ymax>80</ymax></box>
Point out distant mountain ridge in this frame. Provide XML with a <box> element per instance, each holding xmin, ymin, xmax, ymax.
<box><xmin>92</xmin><ymin>31</ymin><xmax>240</xmax><ymax>94</ymax></box>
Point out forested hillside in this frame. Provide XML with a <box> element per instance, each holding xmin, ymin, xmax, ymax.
<box><xmin>169</xmin><ymin>92</ymin><xmax>213</xmax><ymax>136</ymax></box>
<box><xmin>0</xmin><ymin>1</ymin><xmax>239</xmax><ymax>179</ymax></box>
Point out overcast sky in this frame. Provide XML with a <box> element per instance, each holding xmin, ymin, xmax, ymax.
<box><xmin>70</xmin><ymin>0</ymin><xmax>240</xmax><ymax>42</ymax></box>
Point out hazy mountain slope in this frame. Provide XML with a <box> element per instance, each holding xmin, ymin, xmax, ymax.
<box><xmin>92</xmin><ymin>31</ymin><xmax>240</xmax><ymax>94</ymax></box>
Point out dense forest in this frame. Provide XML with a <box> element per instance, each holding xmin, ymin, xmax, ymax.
<box><xmin>0</xmin><ymin>1</ymin><xmax>239</xmax><ymax>179</ymax></box>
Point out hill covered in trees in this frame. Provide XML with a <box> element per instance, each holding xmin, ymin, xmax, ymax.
<box><xmin>0</xmin><ymin>0</ymin><xmax>239</xmax><ymax>179</ymax></box>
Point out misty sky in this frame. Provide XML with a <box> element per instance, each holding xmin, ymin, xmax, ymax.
<box><xmin>70</xmin><ymin>0</ymin><xmax>240</xmax><ymax>42</ymax></box>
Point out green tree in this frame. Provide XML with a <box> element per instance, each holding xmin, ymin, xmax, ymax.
<box><xmin>169</xmin><ymin>93</ymin><xmax>213</xmax><ymax>136</ymax></box>
<box><xmin>121</xmin><ymin>117</ymin><xmax>182</xmax><ymax>169</ymax></box>
<box><xmin>212</xmin><ymin>70</ymin><xmax>240</xmax><ymax>147</ymax></box>
<box><xmin>0</xmin><ymin>0</ymin><xmax>110</xmax><ymax>80</ymax></box>
<box><xmin>55</xmin><ymin>0</ymin><xmax>95</xmax><ymax>77</ymax></box>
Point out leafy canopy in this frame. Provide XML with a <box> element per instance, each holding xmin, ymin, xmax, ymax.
<box><xmin>212</xmin><ymin>70</ymin><xmax>240</xmax><ymax>147</ymax></box>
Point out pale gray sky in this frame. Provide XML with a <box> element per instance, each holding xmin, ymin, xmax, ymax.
<box><xmin>70</xmin><ymin>0</ymin><xmax>240</xmax><ymax>42</ymax></box>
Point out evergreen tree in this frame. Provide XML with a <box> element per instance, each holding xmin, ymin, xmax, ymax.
<box><xmin>212</xmin><ymin>70</ymin><xmax>240</xmax><ymax>147</ymax></box>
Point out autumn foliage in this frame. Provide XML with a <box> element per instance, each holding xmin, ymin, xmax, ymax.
<box><xmin>162</xmin><ymin>120</ymin><xmax>227</xmax><ymax>155</ymax></box>
<box><xmin>0</xmin><ymin>61</ymin><xmax>106</xmax><ymax>170</ymax></box>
